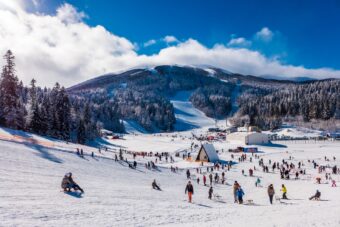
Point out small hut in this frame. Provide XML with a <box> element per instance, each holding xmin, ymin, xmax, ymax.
<box><xmin>195</xmin><ymin>144</ymin><xmax>219</xmax><ymax>163</ymax></box>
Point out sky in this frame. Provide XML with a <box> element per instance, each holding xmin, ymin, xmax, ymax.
<box><xmin>0</xmin><ymin>0</ymin><xmax>340</xmax><ymax>87</ymax></box>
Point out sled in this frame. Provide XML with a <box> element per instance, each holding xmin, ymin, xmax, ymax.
<box><xmin>275</xmin><ymin>195</ymin><xmax>281</xmax><ymax>202</ymax></box>
<box><xmin>245</xmin><ymin>199</ymin><xmax>254</xmax><ymax>205</ymax></box>
<box><xmin>63</xmin><ymin>190</ymin><xmax>83</xmax><ymax>198</ymax></box>
<box><xmin>213</xmin><ymin>193</ymin><xmax>222</xmax><ymax>201</ymax></box>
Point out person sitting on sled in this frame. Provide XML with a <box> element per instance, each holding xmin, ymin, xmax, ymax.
<box><xmin>61</xmin><ymin>172</ymin><xmax>84</xmax><ymax>193</ymax></box>
<box><xmin>152</xmin><ymin>179</ymin><xmax>161</xmax><ymax>190</ymax></box>
<box><xmin>309</xmin><ymin>190</ymin><xmax>321</xmax><ymax>200</ymax></box>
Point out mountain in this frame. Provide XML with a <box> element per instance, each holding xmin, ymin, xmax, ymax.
<box><xmin>68</xmin><ymin>65</ymin><xmax>340</xmax><ymax>133</ymax></box>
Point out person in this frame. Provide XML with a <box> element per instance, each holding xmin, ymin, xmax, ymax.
<box><xmin>331</xmin><ymin>180</ymin><xmax>337</xmax><ymax>187</ymax></box>
<box><xmin>309</xmin><ymin>190</ymin><xmax>321</xmax><ymax>200</ymax></box>
<box><xmin>237</xmin><ymin>186</ymin><xmax>245</xmax><ymax>204</ymax></box>
<box><xmin>316</xmin><ymin>177</ymin><xmax>321</xmax><ymax>184</ymax></box>
<box><xmin>233</xmin><ymin>181</ymin><xmax>240</xmax><ymax>203</ymax></box>
<box><xmin>267</xmin><ymin>184</ymin><xmax>275</xmax><ymax>204</ymax></box>
<box><xmin>281</xmin><ymin>184</ymin><xmax>287</xmax><ymax>199</ymax></box>
<box><xmin>197</xmin><ymin>177</ymin><xmax>200</xmax><ymax>184</ymax></box>
<box><xmin>152</xmin><ymin>179</ymin><xmax>161</xmax><ymax>190</ymax></box>
<box><xmin>203</xmin><ymin>175</ymin><xmax>207</xmax><ymax>186</ymax></box>
<box><xmin>185</xmin><ymin>181</ymin><xmax>194</xmax><ymax>203</ymax></box>
<box><xmin>186</xmin><ymin>169</ymin><xmax>191</xmax><ymax>179</ymax></box>
<box><xmin>208</xmin><ymin>186</ymin><xmax>213</xmax><ymax>199</ymax></box>
<box><xmin>61</xmin><ymin>173</ymin><xmax>84</xmax><ymax>193</ymax></box>
<box><xmin>255</xmin><ymin>177</ymin><xmax>261</xmax><ymax>187</ymax></box>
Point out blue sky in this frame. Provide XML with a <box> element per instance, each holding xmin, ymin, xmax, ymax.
<box><xmin>40</xmin><ymin>0</ymin><xmax>340</xmax><ymax>69</ymax></box>
<box><xmin>1</xmin><ymin>0</ymin><xmax>340</xmax><ymax>86</ymax></box>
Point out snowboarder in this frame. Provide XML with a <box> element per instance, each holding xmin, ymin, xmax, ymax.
<box><xmin>237</xmin><ymin>186</ymin><xmax>245</xmax><ymax>204</ymax></box>
<box><xmin>208</xmin><ymin>186</ymin><xmax>213</xmax><ymax>199</ymax></box>
<box><xmin>185</xmin><ymin>181</ymin><xmax>194</xmax><ymax>203</ymax></box>
<box><xmin>309</xmin><ymin>190</ymin><xmax>321</xmax><ymax>200</ymax></box>
<box><xmin>61</xmin><ymin>173</ymin><xmax>84</xmax><ymax>193</ymax></box>
<box><xmin>267</xmin><ymin>184</ymin><xmax>275</xmax><ymax>204</ymax></box>
<box><xmin>281</xmin><ymin>184</ymin><xmax>287</xmax><ymax>199</ymax></box>
<box><xmin>152</xmin><ymin>179</ymin><xmax>161</xmax><ymax>190</ymax></box>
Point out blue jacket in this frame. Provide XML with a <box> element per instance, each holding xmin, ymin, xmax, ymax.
<box><xmin>237</xmin><ymin>188</ymin><xmax>245</xmax><ymax>197</ymax></box>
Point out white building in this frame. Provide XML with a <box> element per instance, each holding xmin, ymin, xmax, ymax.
<box><xmin>226</xmin><ymin>132</ymin><xmax>269</xmax><ymax>145</ymax></box>
<box><xmin>195</xmin><ymin>144</ymin><xmax>219</xmax><ymax>163</ymax></box>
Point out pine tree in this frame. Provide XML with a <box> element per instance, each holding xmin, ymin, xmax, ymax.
<box><xmin>77</xmin><ymin>119</ymin><xmax>86</xmax><ymax>144</ymax></box>
<box><xmin>0</xmin><ymin>50</ymin><xmax>21</xmax><ymax>129</ymax></box>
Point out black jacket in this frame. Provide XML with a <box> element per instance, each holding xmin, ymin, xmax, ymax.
<box><xmin>185</xmin><ymin>184</ymin><xmax>194</xmax><ymax>194</ymax></box>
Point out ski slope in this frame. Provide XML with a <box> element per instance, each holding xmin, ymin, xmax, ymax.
<box><xmin>1</xmin><ymin>127</ymin><xmax>340</xmax><ymax>226</ymax></box>
<box><xmin>170</xmin><ymin>91</ymin><xmax>216</xmax><ymax>131</ymax></box>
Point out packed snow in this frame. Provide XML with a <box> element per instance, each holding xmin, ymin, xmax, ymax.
<box><xmin>1</xmin><ymin>127</ymin><xmax>340</xmax><ymax>227</ymax></box>
<box><xmin>170</xmin><ymin>91</ymin><xmax>217</xmax><ymax>131</ymax></box>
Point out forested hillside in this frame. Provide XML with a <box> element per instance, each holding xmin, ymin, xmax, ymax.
<box><xmin>1</xmin><ymin>50</ymin><xmax>339</xmax><ymax>141</ymax></box>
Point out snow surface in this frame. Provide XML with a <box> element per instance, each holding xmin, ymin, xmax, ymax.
<box><xmin>267</xmin><ymin>125</ymin><xmax>323</xmax><ymax>139</ymax></box>
<box><xmin>123</xmin><ymin>120</ymin><xmax>149</xmax><ymax>134</ymax></box>
<box><xmin>170</xmin><ymin>91</ymin><xmax>217</xmax><ymax>131</ymax></box>
<box><xmin>1</xmin><ymin>127</ymin><xmax>340</xmax><ymax>227</ymax></box>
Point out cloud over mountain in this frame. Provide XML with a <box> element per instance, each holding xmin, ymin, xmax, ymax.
<box><xmin>0</xmin><ymin>0</ymin><xmax>339</xmax><ymax>87</ymax></box>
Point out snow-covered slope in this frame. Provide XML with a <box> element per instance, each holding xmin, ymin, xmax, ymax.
<box><xmin>170</xmin><ymin>91</ymin><xmax>216</xmax><ymax>131</ymax></box>
<box><xmin>1</xmin><ymin>127</ymin><xmax>340</xmax><ymax>226</ymax></box>
<box><xmin>267</xmin><ymin>125</ymin><xmax>323</xmax><ymax>139</ymax></box>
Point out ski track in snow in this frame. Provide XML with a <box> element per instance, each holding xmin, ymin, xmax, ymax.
<box><xmin>170</xmin><ymin>91</ymin><xmax>216</xmax><ymax>131</ymax></box>
<box><xmin>0</xmin><ymin>127</ymin><xmax>340</xmax><ymax>226</ymax></box>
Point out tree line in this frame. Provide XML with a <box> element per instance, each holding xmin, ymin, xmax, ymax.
<box><xmin>0</xmin><ymin>50</ymin><xmax>108</xmax><ymax>144</ymax></box>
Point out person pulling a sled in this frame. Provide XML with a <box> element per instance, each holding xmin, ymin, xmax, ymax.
<box><xmin>61</xmin><ymin>172</ymin><xmax>84</xmax><ymax>193</ymax></box>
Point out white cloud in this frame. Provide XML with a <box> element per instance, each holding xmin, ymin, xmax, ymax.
<box><xmin>143</xmin><ymin>39</ymin><xmax>157</xmax><ymax>47</ymax></box>
<box><xmin>255</xmin><ymin>27</ymin><xmax>274</xmax><ymax>42</ymax></box>
<box><xmin>163</xmin><ymin>35</ymin><xmax>178</xmax><ymax>44</ymax></box>
<box><xmin>0</xmin><ymin>1</ymin><xmax>339</xmax><ymax>88</ymax></box>
<box><xmin>56</xmin><ymin>3</ymin><xmax>87</xmax><ymax>24</ymax></box>
<box><xmin>227</xmin><ymin>37</ymin><xmax>251</xmax><ymax>47</ymax></box>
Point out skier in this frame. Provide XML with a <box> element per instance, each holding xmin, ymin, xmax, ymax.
<box><xmin>185</xmin><ymin>181</ymin><xmax>194</xmax><ymax>203</ymax></box>
<box><xmin>152</xmin><ymin>179</ymin><xmax>161</xmax><ymax>190</ymax></box>
<box><xmin>208</xmin><ymin>186</ymin><xmax>213</xmax><ymax>200</ymax></box>
<box><xmin>61</xmin><ymin>173</ymin><xmax>84</xmax><ymax>193</ymax></box>
<box><xmin>281</xmin><ymin>184</ymin><xmax>288</xmax><ymax>199</ymax></box>
<box><xmin>267</xmin><ymin>184</ymin><xmax>275</xmax><ymax>204</ymax></box>
<box><xmin>203</xmin><ymin>175</ymin><xmax>207</xmax><ymax>186</ymax></box>
<box><xmin>209</xmin><ymin>173</ymin><xmax>213</xmax><ymax>186</ymax></box>
<box><xmin>233</xmin><ymin>181</ymin><xmax>240</xmax><ymax>203</ymax></box>
<box><xmin>186</xmin><ymin>169</ymin><xmax>191</xmax><ymax>179</ymax></box>
<box><xmin>309</xmin><ymin>190</ymin><xmax>321</xmax><ymax>200</ymax></box>
<box><xmin>237</xmin><ymin>186</ymin><xmax>245</xmax><ymax>204</ymax></box>
<box><xmin>197</xmin><ymin>177</ymin><xmax>200</xmax><ymax>185</ymax></box>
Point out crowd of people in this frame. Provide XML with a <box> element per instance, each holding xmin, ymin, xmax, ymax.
<box><xmin>68</xmin><ymin>145</ymin><xmax>338</xmax><ymax>206</ymax></box>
